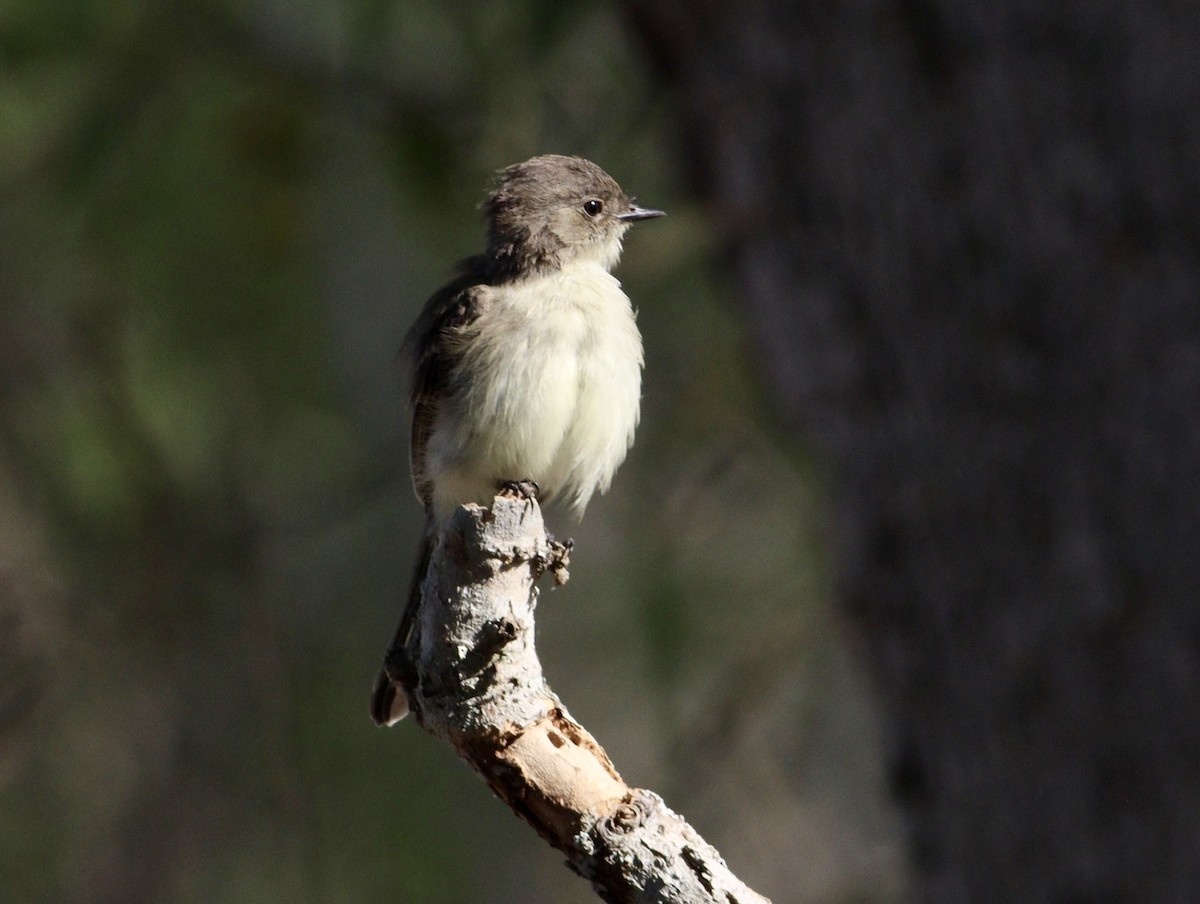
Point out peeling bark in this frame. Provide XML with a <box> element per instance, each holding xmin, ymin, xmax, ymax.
<box><xmin>386</xmin><ymin>496</ymin><xmax>770</xmax><ymax>904</ymax></box>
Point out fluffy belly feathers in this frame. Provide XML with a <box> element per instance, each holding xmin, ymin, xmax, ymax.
<box><xmin>427</xmin><ymin>263</ymin><xmax>642</xmax><ymax>518</ymax></box>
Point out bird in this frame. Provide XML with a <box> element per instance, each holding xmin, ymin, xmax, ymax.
<box><xmin>370</xmin><ymin>154</ymin><xmax>664</xmax><ymax>725</ymax></box>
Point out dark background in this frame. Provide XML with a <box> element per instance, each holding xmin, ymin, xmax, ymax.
<box><xmin>3</xmin><ymin>1</ymin><xmax>1196</xmax><ymax>902</ymax></box>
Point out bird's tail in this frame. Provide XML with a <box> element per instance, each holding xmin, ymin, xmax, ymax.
<box><xmin>370</xmin><ymin>534</ymin><xmax>434</xmax><ymax>726</ymax></box>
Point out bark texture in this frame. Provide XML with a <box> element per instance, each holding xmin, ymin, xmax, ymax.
<box><xmin>388</xmin><ymin>495</ymin><xmax>770</xmax><ymax>904</ymax></box>
<box><xmin>624</xmin><ymin>1</ymin><xmax>1200</xmax><ymax>901</ymax></box>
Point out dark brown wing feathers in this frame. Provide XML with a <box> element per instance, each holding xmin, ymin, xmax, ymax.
<box><xmin>404</xmin><ymin>258</ymin><xmax>489</xmax><ymax>508</ymax></box>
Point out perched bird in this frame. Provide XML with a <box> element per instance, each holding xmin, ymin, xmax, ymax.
<box><xmin>371</xmin><ymin>154</ymin><xmax>664</xmax><ymax>725</ymax></box>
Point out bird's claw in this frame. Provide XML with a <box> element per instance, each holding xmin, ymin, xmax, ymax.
<box><xmin>498</xmin><ymin>479</ymin><xmax>540</xmax><ymax>501</ymax></box>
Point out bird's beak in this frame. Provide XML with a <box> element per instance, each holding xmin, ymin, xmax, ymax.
<box><xmin>618</xmin><ymin>204</ymin><xmax>666</xmax><ymax>222</ymax></box>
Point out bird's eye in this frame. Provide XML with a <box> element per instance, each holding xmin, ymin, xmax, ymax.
<box><xmin>583</xmin><ymin>199</ymin><xmax>604</xmax><ymax>217</ymax></box>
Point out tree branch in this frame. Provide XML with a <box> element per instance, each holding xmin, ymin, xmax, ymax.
<box><xmin>385</xmin><ymin>495</ymin><xmax>771</xmax><ymax>904</ymax></box>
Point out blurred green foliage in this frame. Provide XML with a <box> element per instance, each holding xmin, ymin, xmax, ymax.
<box><xmin>0</xmin><ymin>1</ymin><xmax>905</xmax><ymax>902</ymax></box>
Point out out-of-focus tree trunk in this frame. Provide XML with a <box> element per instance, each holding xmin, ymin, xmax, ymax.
<box><xmin>625</xmin><ymin>1</ymin><xmax>1200</xmax><ymax>900</ymax></box>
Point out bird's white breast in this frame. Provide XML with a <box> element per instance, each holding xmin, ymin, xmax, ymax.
<box><xmin>429</xmin><ymin>260</ymin><xmax>642</xmax><ymax>517</ymax></box>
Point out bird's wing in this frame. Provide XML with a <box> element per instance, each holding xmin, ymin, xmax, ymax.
<box><xmin>403</xmin><ymin>261</ymin><xmax>490</xmax><ymax>509</ymax></box>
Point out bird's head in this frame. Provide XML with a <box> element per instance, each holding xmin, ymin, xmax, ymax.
<box><xmin>484</xmin><ymin>154</ymin><xmax>664</xmax><ymax>278</ymax></box>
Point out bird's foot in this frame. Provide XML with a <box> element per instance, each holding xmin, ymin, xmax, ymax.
<box><xmin>498</xmin><ymin>479</ymin><xmax>540</xmax><ymax>501</ymax></box>
<box><xmin>497</xmin><ymin>479</ymin><xmax>539</xmax><ymax>520</ymax></box>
